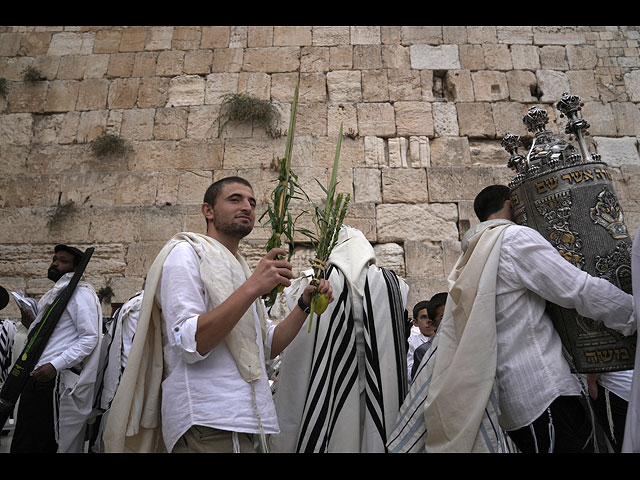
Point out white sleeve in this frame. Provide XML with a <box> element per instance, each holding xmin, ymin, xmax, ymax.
<box><xmin>502</xmin><ymin>226</ymin><xmax>636</xmax><ymax>336</ymax></box>
<box><xmin>159</xmin><ymin>243</ymin><xmax>210</xmax><ymax>364</ymax></box>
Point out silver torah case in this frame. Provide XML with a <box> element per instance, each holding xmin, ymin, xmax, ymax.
<box><xmin>502</xmin><ymin>93</ymin><xmax>636</xmax><ymax>373</ymax></box>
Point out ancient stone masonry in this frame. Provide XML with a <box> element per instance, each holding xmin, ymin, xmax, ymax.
<box><xmin>0</xmin><ymin>26</ymin><xmax>638</xmax><ymax>318</ymax></box>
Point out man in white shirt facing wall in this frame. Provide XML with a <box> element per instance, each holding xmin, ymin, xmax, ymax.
<box><xmin>103</xmin><ymin>176</ymin><xmax>332</xmax><ymax>453</ymax></box>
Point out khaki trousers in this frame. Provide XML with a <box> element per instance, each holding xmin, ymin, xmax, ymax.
<box><xmin>172</xmin><ymin>425</ymin><xmax>257</xmax><ymax>453</ymax></box>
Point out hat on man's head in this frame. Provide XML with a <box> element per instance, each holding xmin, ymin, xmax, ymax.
<box><xmin>0</xmin><ymin>285</ymin><xmax>9</xmax><ymax>311</ymax></box>
<box><xmin>54</xmin><ymin>244</ymin><xmax>84</xmax><ymax>262</ymax></box>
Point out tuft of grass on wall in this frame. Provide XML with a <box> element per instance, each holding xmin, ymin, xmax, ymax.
<box><xmin>0</xmin><ymin>78</ymin><xmax>8</xmax><ymax>99</ymax></box>
<box><xmin>21</xmin><ymin>66</ymin><xmax>44</xmax><ymax>82</ymax></box>
<box><xmin>46</xmin><ymin>200</ymin><xmax>76</xmax><ymax>229</ymax></box>
<box><xmin>217</xmin><ymin>93</ymin><xmax>281</xmax><ymax>137</ymax></box>
<box><xmin>89</xmin><ymin>133</ymin><xmax>131</xmax><ymax>157</ymax></box>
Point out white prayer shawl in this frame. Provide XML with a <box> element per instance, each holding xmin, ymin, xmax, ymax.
<box><xmin>622</xmin><ymin>227</ymin><xmax>640</xmax><ymax>452</ymax></box>
<box><xmin>103</xmin><ymin>232</ymin><xmax>266</xmax><ymax>453</ymax></box>
<box><xmin>271</xmin><ymin>226</ymin><xmax>409</xmax><ymax>453</ymax></box>
<box><xmin>34</xmin><ymin>273</ymin><xmax>103</xmax><ymax>453</ymax></box>
<box><xmin>387</xmin><ymin>220</ymin><xmax>513</xmax><ymax>453</ymax></box>
<box><xmin>100</xmin><ymin>291</ymin><xmax>144</xmax><ymax>412</ymax></box>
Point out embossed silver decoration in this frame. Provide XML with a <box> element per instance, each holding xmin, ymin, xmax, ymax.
<box><xmin>502</xmin><ymin>93</ymin><xmax>636</xmax><ymax>373</ymax></box>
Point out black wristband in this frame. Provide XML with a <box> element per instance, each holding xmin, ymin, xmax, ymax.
<box><xmin>298</xmin><ymin>295</ymin><xmax>311</xmax><ymax>314</ymax></box>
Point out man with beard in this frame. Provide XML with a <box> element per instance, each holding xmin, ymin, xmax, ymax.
<box><xmin>11</xmin><ymin>244</ymin><xmax>102</xmax><ymax>453</ymax></box>
<box><xmin>103</xmin><ymin>177</ymin><xmax>333</xmax><ymax>453</ymax></box>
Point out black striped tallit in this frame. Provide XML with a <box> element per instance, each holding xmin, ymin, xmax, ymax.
<box><xmin>295</xmin><ymin>267</ymin><xmax>358</xmax><ymax>452</ymax></box>
<box><xmin>295</xmin><ymin>265</ymin><xmax>407</xmax><ymax>452</ymax></box>
<box><xmin>362</xmin><ymin>267</ymin><xmax>408</xmax><ymax>451</ymax></box>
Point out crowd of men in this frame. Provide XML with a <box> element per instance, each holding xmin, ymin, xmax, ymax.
<box><xmin>0</xmin><ymin>178</ymin><xmax>638</xmax><ymax>453</ymax></box>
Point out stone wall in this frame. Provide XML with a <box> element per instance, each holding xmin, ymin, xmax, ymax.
<box><xmin>1</xmin><ymin>26</ymin><xmax>639</xmax><ymax>319</ymax></box>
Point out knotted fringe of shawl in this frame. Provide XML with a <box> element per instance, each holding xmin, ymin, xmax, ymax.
<box><xmin>292</xmin><ymin>265</ymin><xmax>408</xmax><ymax>452</ymax></box>
<box><xmin>387</xmin><ymin>220</ymin><xmax>513</xmax><ymax>453</ymax></box>
<box><xmin>103</xmin><ymin>232</ymin><xmax>267</xmax><ymax>453</ymax></box>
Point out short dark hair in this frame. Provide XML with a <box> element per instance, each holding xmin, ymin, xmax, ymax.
<box><xmin>203</xmin><ymin>176</ymin><xmax>253</xmax><ymax>207</ymax></box>
<box><xmin>412</xmin><ymin>300</ymin><xmax>429</xmax><ymax>320</ymax></box>
<box><xmin>474</xmin><ymin>185</ymin><xmax>511</xmax><ymax>222</ymax></box>
<box><xmin>427</xmin><ymin>292</ymin><xmax>448</xmax><ymax>320</ymax></box>
<box><xmin>54</xmin><ymin>244</ymin><xmax>84</xmax><ymax>267</ymax></box>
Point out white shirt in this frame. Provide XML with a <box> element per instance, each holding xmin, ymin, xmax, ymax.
<box><xmin>156</xmin><ymin>242</ymin><xmax>279</xmax><ymax>452</ymax></box>
<box><xmin>34</xmin><ymin>285</ymin><xmax>100</xmax><ymax>373</ymax></box>
<box><xmin>495</xmin><ymin>225</ymin><xmax>635</xmax><ymax>431</ymax></box>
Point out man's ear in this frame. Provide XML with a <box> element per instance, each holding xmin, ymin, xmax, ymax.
<box><xmin>202</xmin><ymin>202</ymin><xmax>214</xmax><ymax>221</ymax></box>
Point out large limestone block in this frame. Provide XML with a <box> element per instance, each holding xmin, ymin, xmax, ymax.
<box><xmin>167</xmin><ymin>75</ymin><xmax>206</xmax><ymax>106</ymax></box>
<box><xmin>374</xmin><ymin>242</ymin><xmax>406</xmax><ymax>277</ymax></box>
<box><xmin>410</xmin><ymin>44</ymin><xmax>460</xmax><ymax>70</ymax></box>
<box><xmin>427</xmin><ymin>165</ymin><xmax>496</xmax><ymax>202</ymax></box>
<box><xmin>153</xmin><ymin>107</ymin><xmax>189</xmax><ymax>140</ymax></box>
<box><xmin>611</xmin><ymin>102</ymin><xmax>640</xmax><ymax>137</ymax></box>
<box><xmin>433</xmin><ymin>102</ymin><xmax>459</xmax><ymax>136</ymax></box>
<box><xmin>456</xmin><ymin>102</ymin><xmax>496</xmax><ymax>138</ymax></box>
<box><xmin>76</xmin><ymin>110</ymin><xmax>109</xmax><ymax>143</ymax></box>
<box><xmin>6</xmin><ymin>81</ymin><xmax>48</xmax><ymax>113</ymax></box>
<box><xmin>394</xmin><ymin>101</ymin><xmax>434</xmax><ymax>137</ymax></box>
<box><xmin>242</xmin><ymin>47</ymin><xmax>300</xmax><ymax>73</ymax></box>
<box><xmin>45</xmin><ymin>80</ymin><xmax>79</xmax><ymax>112</ymax></box>
<box><xmin>535</xmin><ymin>70</ymin><xmax>570</xmax><ymax>103</ymax></box>
<box><xmin>593</xmin><ymin>136</ymin><xmax>640</xmax><ymax>167</ymax></box>
<box><xmin>327</xmin><ymin>70</ymin><xmax>362</xmax><ymax>102</ymax></box>
<box><xmin>472</xmin><ymin>71</ymin><xmax>509</xmax><ymax>102</ymax></box>
<box><xmin>430</xmin><ymin>136</ymin><xmax>471</xmax><ymax>166</ymax></box>
<box><xmin>404</xmin><ymin>240</ymin><xmax>445</xmax><ymax>276</ymax></box>
<box><xmin>107</xmin><ymin>78</ymin><xmax>139</xmax><ymax>109</ymax></box>
<box><xmin>353</xmin><ymin>168</ymin><xmax>381</xmax><ymax>203</ymax></box>
<box><xmin>624</xmin><ymin>70</ymin><xmax>640</xmax><ymax>102</ymax></box>
<box><xmin>47</xmin><ymin>32</ymin><xmax>85</xmax><ymax>56</ymax></box>
<box><xmin>357</xmin><ymin>102</ymin><xmax>395</xmax><ymax>137</ymax></box>
<box><xmin>106</xmin><ymin>53</ymin><xmax>135</xmax><ymax>78</ymax></box>
<box><xmin>532</xmin><ymin>26</ymin><xmax>584</xmax><ymax>45</ymax></box>
<box><xmin>312</xmin><ymin>26</ymin><xmax>351</xmax><ymax>46</ymax></box>
<box><xmin>404</xmin><ymin>275</ymin><xmax>449</xmax><ymax>310</ymax></box>
<box><xmin>76</xmin><ymin>78</ymin><xmax>109</xmax><ymax>110</ymax></box>
<box><xmin>376</xmin><ymin>202</ymin><xmax>458</xmax><ymax>242</ymax></box>
<box><xmin>381</xmin><ymin>167</ymin><xmax>428</xmax><ymax>203</ymax></box>
<box><xmin>0</xmin><ymin>113</ymin><xmax>33</xmax><ymax>145</ymax></box>
<box><xmin>505</xmin><ymin>70</ymin><xmax>538</xmax><ymax>103</ymax></box>
<box><xmin>510</xmin><ymin>44</ymin><xmax>540</xmax><ymax>70</ymax></box>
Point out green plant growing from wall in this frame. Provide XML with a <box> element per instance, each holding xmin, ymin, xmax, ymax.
<box><xmin>97</xmin><ymin>285</ymin><xmax>115</xmax><ymax>305</ymax></box>
<box><xmin>21</xmin><ymin>65</ymin><xmax>44</xmax><ymax>82</ymax></box>
<box><xmin>89</xmin><ymin>133</ymin><xmax>131</xmax><ymax>157</ymax></box>
<box><xmin>217</xmin><ymin>93</ymin><xmax>281</xmax><ymax>137</ymax></box>
<box><xmin>46</xmin><ymin>200</ymin><xmax>76</xmax><ymax>229</ymax></box>
<box><xmin>0</xmin><ymin>78</ymin><xmax>8</xmax><ymax>99</ymax></box>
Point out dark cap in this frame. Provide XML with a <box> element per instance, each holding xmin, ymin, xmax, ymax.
<box><xmin>54</xmin><ymin>244</ymin><xmax>84</xmax><ymax>261</ymax></box>
<box><xmin>0</xmin><ymin>285</ymin><xmax>8</xmax><ymax>311</ymax></box>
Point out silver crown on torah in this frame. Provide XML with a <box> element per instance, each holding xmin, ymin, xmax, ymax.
<box><xmin>503</xmin><ymin>93</ymin><xmax>601</xmax><ymax>188</ymax></box>
<box><xmin>501</xmin><ymin>92</ymin><xmax>636</xmax><ymax>374</ymax></box>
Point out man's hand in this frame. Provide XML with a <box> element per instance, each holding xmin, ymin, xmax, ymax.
<box><xmin>301</xmin><ymin>278</ymin><xmax>334</xmax><ymax>307</ymax></box>
<box><xmin>30</xmin><ymin>363</ymin><xmax>57</xmax><ymax>382</ymax></box>
<box><xmin>247</xmin><ymin>248</ymin><xmax>293</xmax><ymax>296</ymax></box>
<box><xmin>20</xmin><ymin>307</ymin><xmax>35</xmax><ymax>328</ymax></box>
